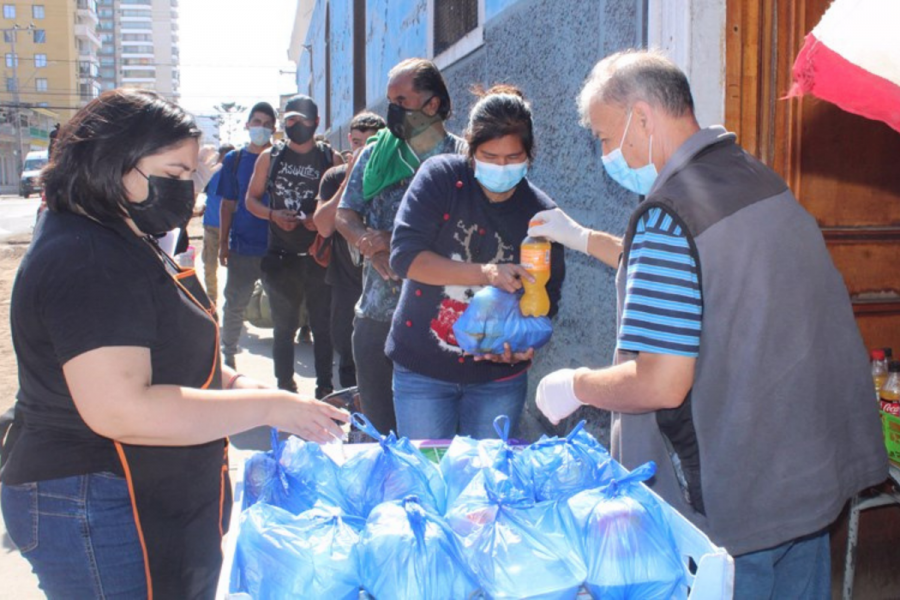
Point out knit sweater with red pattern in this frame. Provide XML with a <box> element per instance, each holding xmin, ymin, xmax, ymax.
<box><xmin>387</xmin><ymin>154</ymin><xmax>565</xmax><ymax>384</ymax></box>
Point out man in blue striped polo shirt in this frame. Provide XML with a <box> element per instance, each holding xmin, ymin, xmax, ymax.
<box><xmin>530</xmin><ymin>50</ymin><xmax>886</xmax><ymax>599</ymax></box>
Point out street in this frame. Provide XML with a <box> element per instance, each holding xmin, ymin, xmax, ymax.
<box><xmin>0</xmin><ymin>196</ymin><xmax>40</xmax><ymax>242</ymax></box>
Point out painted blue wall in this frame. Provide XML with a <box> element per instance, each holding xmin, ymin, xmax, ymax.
<box><xmin>329</xmin><ymin>0</ymin><xmax>354</xmax><ymax>128</ymax></box>
<box><xmin>307</xmin><ymin>0</ymin><xmax>329</xmax><ymax>116</ymax></box>
<box><xmin>365</xmin><ymin>0</ymin><xmax>429</xmax><ymax>107</ymax></box>
<box><xmin>302</xmin><ymin>0</ymin><xmax>645</xmax><ymax>444</ymax></box>
<box><xmin>485</xmin><ymin>0</ymin><xmax>522</xmax><ymax>22</ymax></box>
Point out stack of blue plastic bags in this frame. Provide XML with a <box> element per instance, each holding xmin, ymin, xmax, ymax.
<box><xmin>233</xmin><ymin>416</ymin><xmax>687</xmax><ymax>599</ymax></box>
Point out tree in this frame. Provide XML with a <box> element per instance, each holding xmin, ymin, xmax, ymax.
<box><xmin>213</xmin><ymin>102</ymin><xmax>246</xmax><ymax>146</ymax></box>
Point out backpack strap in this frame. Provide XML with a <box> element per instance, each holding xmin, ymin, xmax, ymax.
<box><xmin>317</xmin><ymin>140</ymin><xmax>334</xmax><ymax>168</ymax></box>
<box><xmin>265</xmin><ymin>142</ymin><xmax>287</xmax><ymax>197</ymax></box>
<box><xmin>229</xmin><ymin>148</ymin><xmax>243</xmax><ymax>201</ymax></box>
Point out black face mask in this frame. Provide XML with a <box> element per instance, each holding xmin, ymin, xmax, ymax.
<box><xmin>386</xmin><ymin>96</ymin><xmax>442</xmax><ymax>141</ymax></box>
<box><xmin>286</xmin><ymin>121</ymin><xmax>317</xmax><ymax>145</ymax></box>
<box><xmin>125</xmin><ymin>170</ymin><xmax>196</xmax><ymax>237</ymax></box>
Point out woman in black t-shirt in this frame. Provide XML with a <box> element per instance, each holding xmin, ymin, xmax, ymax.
<box><xmin>0</xmin><ymin>90</ymin><xmax>348</xmax><ymax>599</ymax></box>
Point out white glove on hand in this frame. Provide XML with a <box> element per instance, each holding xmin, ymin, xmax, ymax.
<box><xmin>527</xmin><ymin>208</ymin><xmax>590</xmax><ymax>254</ymax></box>
<box><xmin>535</xmin><ymin>368</ymin><xmax>586</xmax><ymax>425</ymax></box>
<box><xmin>192</xmin><ymin>144</ymin><xmax>220</xmax><ymax>194</ymax></box>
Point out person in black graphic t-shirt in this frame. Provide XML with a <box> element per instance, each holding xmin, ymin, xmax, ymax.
<box><xmin>246</xmin><ymin>95</ymin><xmax>343</xmax><ymax>397</ymax></box>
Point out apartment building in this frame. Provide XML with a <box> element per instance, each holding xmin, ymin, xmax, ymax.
<box><xmin>97</xmin><ymin>0</ymin><xmax>180</xmax><ymax>102</ymax></box>
<box><xmin>0</xmin><ymin>1</ymin><xmax>99</xmax><ymax>188</ymax></box>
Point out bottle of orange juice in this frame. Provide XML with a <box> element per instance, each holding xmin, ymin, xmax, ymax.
<box><xmin>519</xmin><ymin>221</ymin><xmax>551</xmax><ymax>317</ymax></box>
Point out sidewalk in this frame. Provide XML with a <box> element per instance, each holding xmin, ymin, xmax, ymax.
<box><xmin>0</xmin><ymin>220</ymin><xmax>341</xmax><ymax>597</ymax></box>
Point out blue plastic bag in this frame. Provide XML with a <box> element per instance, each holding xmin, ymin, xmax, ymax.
<box><xmin>234</xmin><ymin>503</ymin><xmax>364</xmax><ymax>600</ymax></box>
<box><xmin>358</xmin><ymin>497</ymin><xmax>480</xmax><ymax>600</ymax></box>
<box><xmin>446</xmin><ymin>468</ymin><xmax>586</xmax><ymax>600</ymax></box>
<box><xmin>452</xmin><ymin>286</ymin><xmax>553</xmax><ymax>354</ymax></box>
<box><xmin>520</xmin><ymin>420</ymin><xmax>622</xmax><ymax>502</ymax></box>
<box><xmin>439</xmin><ymin>415</ymin><xmax>532</xmax><ymax>510</ymax></box>
<box><xmin>567</xmin><ymin>462</ymin><xmax>686</xmax><ymax>600</ymax></box>
<box><xmin>340</xmin><ymin>414</ymin><xmax>447</xmax><ymax>518</ymax></box>
<box><xmin>242</xmin><ymin>429</ymin><xmax>346</xmax><ymax>514</ymax></box>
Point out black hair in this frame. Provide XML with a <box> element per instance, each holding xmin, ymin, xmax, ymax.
<box><xmin>218</xmin><ymin>143</ymin><xmax>235</xmax><ymax>161</ymax></box>
<box><xmin>247</xmin><ymin>101</ymin><xmax>276</xmax><ymax>123</ymax></box>
<box><xmin>42</xmin><ymin>89</ymin><xmax>201</xmax><ymax>222</ymax></box>
<box><xmin>465</xmin><ymin>84</ymin><xmax>535</xmax><ymax>162</ymax></box>
<box><xmin>349</xmin><ymin>111</ymin><xmax>386</xmax><ymax>133</ymax></box>
<box><xmin>389</xmin><ymin>58</ymin><xmax>452</xmax><ymax>120</ymax></box>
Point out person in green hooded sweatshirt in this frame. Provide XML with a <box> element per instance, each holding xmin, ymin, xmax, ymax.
<box><xmin>336</xmin><ymin>58</ymin><xmax>466</xmax><ymax>436</ymax></box>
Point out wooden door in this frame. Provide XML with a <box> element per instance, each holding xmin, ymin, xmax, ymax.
<box><xmin>726</xmin><ymin>0</ymin><xmax>900</xmax><ymax>352</ymax></box>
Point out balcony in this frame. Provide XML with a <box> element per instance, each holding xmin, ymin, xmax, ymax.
<box><xmin>76</xmin><ymin>0</ymin><xmax>99</xmax><ymax>26</ymax></box>
<box><xmin>74</xmin><ymin>23</ymin><xmax>102</xmax><ymax>49</ymax></box>
<box><xmin>78</xmin><ymin>60</ymin><xmax>99</xmax><ymax>79</ymax></box>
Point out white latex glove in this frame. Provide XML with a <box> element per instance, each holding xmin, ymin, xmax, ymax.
<box><xmin>192</xmin><ymin>144</ymin><xmax>220</xmax><ymax>194</ymax></box>
<box><xmin>527</xmin><ymin>208</ymin><xmax>591</xmax><ymax>254</ymax></box>
<box><xmin>535</xmin><ymin>368</ymin><xmax>586</xmax><ymax>425</ymax></box>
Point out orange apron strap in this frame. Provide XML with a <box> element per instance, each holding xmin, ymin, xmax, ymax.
<box><xmin>114</xmin><ymin>441</ymin><xmax>154</xmax><ymax>600</ymax></box>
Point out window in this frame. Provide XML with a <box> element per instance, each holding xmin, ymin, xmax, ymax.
<box><xmin>35</xmin><ymin>78</ymin><xmax>47</xmax><ymax>92</ymax></box>
<box><xmin>433</xmin><ymin>0</ymin><xmax>478</xmax><ymax>55</ymax></box>
<box><xmin>122</xmin><ymin>45</ymin><xmax>154</xmax><ymax>54</ymax></box>
<box><xmin>6</xmin><ymin>78</ymin><xmax>15</xmax><ymax>92</ymax></box>
<box><xmin>3</xmin><ymin>30</ymin><xmax>13</xmax><ymax>43</ymax></box>
<box><xmin>33</xmin><ymin>29</ymin><xmax>46</xmax><ymax>44</ymax></box>
<box><xmin>3</xmin><ymin>4</ymin><xmax>15</xmax><ymax>19</ymax></box>
<box><xmin>34</xmin><ymin>54</ymin><xmax>46</xmax><ymax>68</ymax></box>
<box><xmin>33</xmin><ymin>5</ymin><xmax>44</xmax><ymax>19</ymax></box>
<box><xmin>4</xmin><ymin>53</ymin><xmax>16</xmax><ymax>68</ymax></box>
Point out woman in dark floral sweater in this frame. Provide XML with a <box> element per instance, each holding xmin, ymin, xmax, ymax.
<box><xmin>388</xmin><ymin>85</ymin><xmax>565</xmax><ymax>439</ymax></box>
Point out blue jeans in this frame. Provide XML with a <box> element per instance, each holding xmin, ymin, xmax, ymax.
<box><xmin>733</xmin><ymin>529</ymin><xmax>831</xmax><ymax>600</ymax></box>
<box><xmin>392</xmin><ymin>363</ymin><xmax>528</xmax><ymax>439</ymax></box>
<box><xmin>1</xmin><ymin>473</ymin><xmax>147</xmax><ymax>599</ymax></box>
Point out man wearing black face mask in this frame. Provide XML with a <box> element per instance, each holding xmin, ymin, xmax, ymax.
<box><xmin>335</xmin><ymin>58</ymin><xmax>466</xmax><ymax>435</ymax></box>
<box><xmin>246</xmin><ymin>95</ymin><xmax>343</xmax><ymax>397</ymax></box>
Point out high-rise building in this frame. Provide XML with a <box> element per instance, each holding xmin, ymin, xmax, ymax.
<box><xmin>0</xmin><ymin>0</ymin><xmax>99</xmax><ymax>188</ymax></box>
<box><xmin>97</xmin><ymin>0</ymin><xmax>180</xmax><ymax>102</ymax></box>
<box><xmin>0</xmin><ymin>0</ymin><xmax>99</xmax><ymax>120</ymax></box>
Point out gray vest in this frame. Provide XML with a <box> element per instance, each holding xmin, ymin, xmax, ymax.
<box><xmin>611</xmin><ymin>126</ymin><xmax>888</xmax><ymax>556</ymax></box>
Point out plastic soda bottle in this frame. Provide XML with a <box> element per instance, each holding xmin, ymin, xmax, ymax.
<box><xmin>872</xmin><ymin>349</ymin><xmax>887</xmax><ymax>397</ymax></box>
<box><xmin>519</xmin><ymin>221</ymin><xmax>551</xmax><ymax>317</ymax></box>
<box><xmin>880</xmin><ymin>361</ymin><xmax>900</xmax><ymax>415</ymax></box>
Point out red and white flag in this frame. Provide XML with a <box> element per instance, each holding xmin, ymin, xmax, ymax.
<box><xmin>789</xmin><ymin>0</ymin><xmax>900</xmax><ymax>133</ymax></box>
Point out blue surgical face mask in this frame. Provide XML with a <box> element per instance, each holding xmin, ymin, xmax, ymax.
<box><xmin>601</xmin><ymin>110</ymin><xmax>658</xmax><ymax>195</ymax></box>
<box><xmin>248</xmin><ymin>126</ymin><xmax>273</xmax><ymax>147</ymax></box>
<box><xmin>474</xmin><ymin>159</ymin><xmax>529</xmax><ymax>194</ymax></box>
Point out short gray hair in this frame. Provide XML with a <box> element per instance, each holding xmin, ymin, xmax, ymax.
<box><xmin>577</xmin><ymin>49</ymin><xmax>695</xmax><ymax>126</ymax></box>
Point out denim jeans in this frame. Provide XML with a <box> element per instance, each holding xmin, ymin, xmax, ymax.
<box><xmin>733</xmin><ymin>529</ymin><xmax>831</xmax><ymax>600</ymax></box>
<box><xmin>1</xmin><ymin>473</ymin><xmax>147</xmax><ymax>599</ymax></box>
<box><xmin>262</xmin><ymin>252</ymin><xmax>333</xmax><ymax>394</ymax></box>
<box><xmin>392</xmin><ymin>363</ymin><xmax>528</xmax><ymax>439</ymax></box>
<box><xmin>220</xmin><ymin>252</ymin><xmax>263</xmax><ymax>358</ymax></box>
<box><xmin>352</xmin><ymin>316</ymin><xmax>396</xmax><ymax>435</ymax></box>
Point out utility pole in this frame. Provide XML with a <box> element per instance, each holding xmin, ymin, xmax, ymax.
<box><xmin>3</xmin><ymin>24</ymin><xmax>33</xmax><ymax>176</ymax></box>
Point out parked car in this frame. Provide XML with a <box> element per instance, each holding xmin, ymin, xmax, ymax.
<box><xmin>19</xmin><ymin>150</ymin><xmax>48</xmax><ymax>198</ymax></box>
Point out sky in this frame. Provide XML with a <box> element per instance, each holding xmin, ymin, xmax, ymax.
<box><xmin>178</xmin><ymin>0</ymin><xmax>299</xmax><ymax>121</ymax></box>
